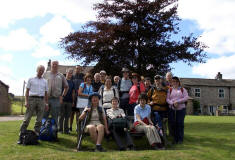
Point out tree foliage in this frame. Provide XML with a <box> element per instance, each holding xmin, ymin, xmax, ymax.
<box><xmin>61</xmin><ymin>0</ymin><xmax>207</xmax><ymax>77</ymax></box>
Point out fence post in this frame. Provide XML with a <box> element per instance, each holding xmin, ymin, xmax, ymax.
<box><xmin>21</xmin><ymin>81</ymin><xmax>26</xmax><ymax>115</ymax></box>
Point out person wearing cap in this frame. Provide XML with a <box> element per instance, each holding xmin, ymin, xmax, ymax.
<box><xmin>166</xmin><ymin>76</ymin><xmax>188</xmax><ymax>144</ymax></box>
<box><xmin>79</xmin><ymin>92</ymin><xmax>110</xmax><ymax>152</ymax></box>
<box><xmin>147</xmin><ymin>75</ymin><xmax>168</xmax><ymax>137</ymax></box>
<box><xmin>100</xmin><ymin>70</ymin><xmax>107</xmax><ymax>85</ymax></box>
<box><xmin>128</xmin><ymin>73</ymin><xmax>145</xmax><ymax>116</ymax></box>
<box><xmin>117</xmin><ymin>68</ymin><xmax>132</xmax><ymax>114</ymax></box>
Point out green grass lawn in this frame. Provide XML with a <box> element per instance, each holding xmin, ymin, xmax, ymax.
<box><xmin>0</xmin><ymin>116</ymin><xmax>234</xmax><ymax>160</ymax></box>
<box><xmin>11</xmin><ymin>101</ymin><xmax>25</xmax><ymax>115</ymax></box>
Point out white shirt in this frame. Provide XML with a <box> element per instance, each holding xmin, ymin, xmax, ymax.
<box><xmin>26</xmin><ymin>76</ymin><xmax>48</xmax><ymax>97</ymax></box>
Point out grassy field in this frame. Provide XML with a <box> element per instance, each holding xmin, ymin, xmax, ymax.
<box><xmin>11</xmin><ymin>101</ymin><xmax>25</xmax><ymax>115</ymax></box>
<box><xmin>0</xmin><ymin>116</ymin><xmax>234</xmax><ymax>160</ymax></box>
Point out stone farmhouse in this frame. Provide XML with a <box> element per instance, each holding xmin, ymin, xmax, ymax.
<box><xmin>46</xmin><ymin>60</ymin><xmax>93</xmax><ymax>76</ymax></box>
<box><xmin>181</xmin><ymin>72</ymin><xmax>235</xmax><ymax>115</ymax></box>
<box><xmin>0</xmin><ymin>80</ymin><xmax>10</xmax><ymax>114</ymax></box>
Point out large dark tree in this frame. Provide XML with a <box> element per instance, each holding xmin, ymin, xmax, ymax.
<box><xmin>61</xmin><ymin>0</ymin><xmax>207</xmax><ymax>77</ymax></box>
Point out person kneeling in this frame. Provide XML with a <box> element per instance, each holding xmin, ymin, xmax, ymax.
<box><xmin>79</xmin><ymin>93</ymin><xmax>110</xmax><ymax>152</ymax></box>
<box><xmin>106</xmin><ymin>97</ymin><xmax>134</xmax><ymax>151</ymax></box>
<box><xmin>134</xmin><ymin>93</ymin><xmax>164</xmax><ymax>150</ymax></box>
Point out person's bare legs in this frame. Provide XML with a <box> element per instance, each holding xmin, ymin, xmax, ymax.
<box><xmin>96</xmin><ymin>124</ymin><xmax>104</xmax><ymax>145</ymax></box>
<box><xmin>87</xmin><ymin>125</ymin><xmax>98</xmax><ymax>143</ymax></box>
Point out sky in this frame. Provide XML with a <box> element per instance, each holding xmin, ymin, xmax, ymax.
<box><xmin>0</xmin><ymin>0</ymin><xmax>235</xmax><ymax>95</ymax></box>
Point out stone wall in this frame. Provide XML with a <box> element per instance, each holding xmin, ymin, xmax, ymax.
<box><xmin>0</xmin><ymin>83</ymin><xmax>10</xmax><ymax>114</ymax></box>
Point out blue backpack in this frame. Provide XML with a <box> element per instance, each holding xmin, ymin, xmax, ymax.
<box><xmin>39</xmin><ymin>118</ymin><xmax>58</xmax><ymax>141</ymax></box>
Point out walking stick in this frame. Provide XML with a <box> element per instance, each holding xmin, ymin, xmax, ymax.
<box><xmin>77</xmin><ymin>109</ymin><xmax>89</xmax><ymax>151</ymax></box>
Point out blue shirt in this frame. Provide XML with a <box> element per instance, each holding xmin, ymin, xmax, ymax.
<box><xmin>80</xmin><ymin>83</ymin><xmax>93</xmax><ymax>95</ymax></box>
<box><xmin>120</xmin><ymin>78</ymin><xmax>132</xmax><ymax>92</ymax></box>
<box><xmin>63</xmin><ymin>79</ymin><xmax>75</xmax><ymax>102</ymax></box>
<box><xmin>134</xmin><ymin>104</ymin><xmax>151</xmax><ymax>122</ymax></box>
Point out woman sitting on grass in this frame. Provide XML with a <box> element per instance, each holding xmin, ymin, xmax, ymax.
<box><xmin>106</xmin><ymin>97</ymin><xmax>134</xmax><ymax>151</ymax></box>
<box><xmin>134</xmin><ymin>93</ymin><xmax>164</xmax><ymax>150</ymax></box>
<box><xmin>166</xmin><ymin>76</ymin><xmax>188</xmax><ymax>144</ymax></box>
<box><xmin>79</xmin><ymin>92</ymin><xmax>110</xmax><ymax>152</ymax></box>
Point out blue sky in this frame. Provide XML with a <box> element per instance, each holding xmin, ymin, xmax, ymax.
<box><xmin>0</xmin><ymin>0</ymin><xmax>235</xmax><ymax>95</ymax></box>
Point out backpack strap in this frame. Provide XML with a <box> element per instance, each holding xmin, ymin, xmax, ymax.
<box><xmin>170</xmin><ymin>87</ymin><xmax>173</xmax><ymax>95</ymax></box>
<box><xmin>118</xmin><ymin>80</ymin><xmax>121</xmax><ymax>91</ymax></box>
<box><xmin>113</xmin><ymin>88</ymin><xmax>116</xmax><ymax>97</ymax></box>
<box><xmin>180</xmin><ymin>87</ymin><xmax>184</xmax><ymax>94</ymax></box>
<box><xmin>101</xmin><ymin>86</ymin><xmax>104</xmax><ymax>105</ymax></box>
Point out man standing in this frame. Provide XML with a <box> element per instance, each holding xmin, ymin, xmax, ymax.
<box><xmin>43</xmin><ymin>60</ymin><xmax>68</xmax><ymax>126</ymax></box>
<box><xmin>59</xmin><ymin>68</ymin><xmax>75</xmax><ymax>134</ymax></box>
<box><xmin>18</xmin><ymin>65</ymin><xmax>48</xmax><ymax>144</ymax></box>
<box><xmin>92</xmin><ymin>73</ymin><xmax>102</xmax><ymax>92</ymax></box>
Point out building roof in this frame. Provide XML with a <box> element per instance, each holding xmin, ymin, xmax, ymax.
<box><xmin>181</xmin><ymin>78</ymin><xmax>235</xmax><ymax>87</ymax></box>
<box><xmin>0</xmin><ymin>80</ymin><xmax>9</xmax><ymax>88</ymax></box>
<box><xmin>46</xmin><ymin>63</ymin><xmax>94</xmax><ymax>75</ymax></box>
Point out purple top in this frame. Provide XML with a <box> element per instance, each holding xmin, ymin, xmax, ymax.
<box><xmin>166</xmin><ymin>87</ymin><xmax>189</xmax><ymax>110</ymax></box>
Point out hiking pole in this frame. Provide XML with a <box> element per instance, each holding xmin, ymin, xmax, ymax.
<box><xmin>77</xmin><ymin>108</ymin><xmax>89</xmax><ymax>151</ymax></box>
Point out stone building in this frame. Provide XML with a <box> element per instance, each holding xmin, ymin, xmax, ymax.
<box><xmin>181</xmin><ymin>72</ymin><xmax>235</xmax><ymax>115</ymax></box>
<box><xmin>46</xmin><ymin>60</ymin><xmax>93</xmax><ymax>76</ymax></box>
<box><xmin>0</xmin><ymin>80</ymin><xmax>10</xmax><ymax>114</ymax></box>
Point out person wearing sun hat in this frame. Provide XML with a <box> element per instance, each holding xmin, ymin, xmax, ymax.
<box><xmin>79</xmin><ymin>92</ymin><xmax>110</xmax><ymax>152</ymax></box>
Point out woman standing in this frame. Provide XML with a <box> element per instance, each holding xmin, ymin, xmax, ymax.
<box><xmin>134</xmin><ymin>93</ymin><xmax>163</xmax><ymax>150</ymax></box>
<box><xmin>129</xmin><ymin>73</ymin><xmax>145</xmax><ymax>116</ymax></box>
<box><xmin>99</xmin><ymin>76</ymin><xmax>119</xmax><ymax>113</ymax></box>
<box><xmin>79</xmin><ymin>93</ymin><xmax>110</xmax><ymax>152</ymax></box>
<box><xmin>166</xmin><ymin>76</ymin><xmax>188</xmax><ymax>144</ymax></box>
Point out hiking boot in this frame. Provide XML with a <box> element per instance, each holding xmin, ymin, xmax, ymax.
<box><xmin>95</xmin><ymin>145</ymin><xmax>106</xmax><ymax>152</ymax></box>
<box><xmin>127</xmin><ymin>145</ymin><xmax>135</xmax><ymax>151</ymax></box>
<box><xmin>17</xmin><ymin>138</ymin><xmax>22</xmax><ymax>145</ymax></box>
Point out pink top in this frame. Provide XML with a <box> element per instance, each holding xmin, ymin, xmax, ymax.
<box><xmin>129</xmin><ymin>82</ymin><xmax>145</xmax><ymax>104</ymax></box>
<box><xmin>166</xmin><ymin>87</ymin><xmax>189</xmax><ymax>110</ymax></box>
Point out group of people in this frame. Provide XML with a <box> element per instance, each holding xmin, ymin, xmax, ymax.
<box><xmin>18</xmin><ymin>60</ymin><xmax>189</xmax><ymax>152</ymax></box>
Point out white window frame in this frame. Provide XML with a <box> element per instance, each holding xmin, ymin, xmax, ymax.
<box><xmin>194</xmin><ymin>88</ymin><xmax>201</xmax><ymax>98</ymax></box>
<box><xmin>218</xmin><ymin>88</ymin><xmax>225</xmax><ymax>98</ymax></box>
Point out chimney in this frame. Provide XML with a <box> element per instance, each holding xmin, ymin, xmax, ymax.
<box><xmin>215</xmin><ymin>72</ymin><xmax>222</xmax><ymax>80</ymax></box>
<box><xmin>47</xmin><ymin>59</ymin><xmax>51</xmax><ymax>71</ymax></box>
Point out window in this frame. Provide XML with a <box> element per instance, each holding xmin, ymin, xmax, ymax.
<box><xmin>194</xmin><ymin>88</ymin><xmax>201</xmax><ymax>97</ymax></box>
<box><xmin>218</xmin><ymin>89</ymin><xmax>224</xmax><ymax>98</ymax></box>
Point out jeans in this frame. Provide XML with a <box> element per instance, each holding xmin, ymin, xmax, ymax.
<box><xmin>168</xmin><ymin>108</ymin><xmax>186</xmax><ymax>143</ymax></box>
<box><xmin>153</xmin><ymin>111</ymin><xmax>167</xmax><ymax>129</ymax></box>
<box><xmin>58</xmin><ymin>102</ymin><xmax>72</xmax><ymax>133</ymax></box>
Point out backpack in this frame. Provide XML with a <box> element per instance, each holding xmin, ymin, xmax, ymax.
<box><xmin>101</xmin><ymin>86</ymin><xmax>116</xmax><ymax>104</ymax></box>
<box><xmin>20</xmin><ymin>130</ymin><xmax>39</xmax><ymax>145</ymax></box>
<box><xmin>39</xmin><ymin>118</ymin><xmax>58</xmax><ymax>141</ymax></box>
<box><xmin>169</xmin><ymin>87</ymin><xmax>187</xmax><ymax>105</ymax></box>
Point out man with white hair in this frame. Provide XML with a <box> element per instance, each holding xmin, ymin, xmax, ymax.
<box><xmin>18</xmin><ymin>65</ymin><xmax>48</xmax><ymax>144</ymax></box>
<box><xmin>43</xmin><ymin>60</ymin><xmax>68</xmax><ymax>126</ymax></box>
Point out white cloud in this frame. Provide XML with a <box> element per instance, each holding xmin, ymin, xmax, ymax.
<box><xmin>0</xmin><ymin>28</ymin><xmax>37</xmax><ymax>51</ymax></box>
<box><xmin>192</xmin><ymin>55</ymin><xmax>235</xmax><ymax>79</ymax></box>
<box><xmin>0</xmin><ymin>53</ymin><xmax>13</xmax><ymax>62</ymax></box>
<box><xmin>31</xmin><ymin>44</ymin><xmax>61</xmax><ymax>58</ymax></box>
<box><xmin>178</xmin><ymin>0</ymin><xmax>235</xmax><ymax>55</ymax></box>
<box><xmin>40</xmin><ymin>16</ymin><xmax>74</xmax><ymax>44</ymax></box>
<box><xmin>0</xmin><ymin>65</ymin><xmax>25</xmax><ymax>95</ymax></box>
<box><xmin>0</xmin><ymin>0</ymin><xmax>101</xmax><ymax>28</ymax></box>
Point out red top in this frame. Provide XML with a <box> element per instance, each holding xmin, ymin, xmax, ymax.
<box><xmin>129</xmin><ymin>82</ymin><xmax>145</xmax><ymax>104</ymax></box>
